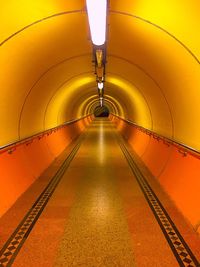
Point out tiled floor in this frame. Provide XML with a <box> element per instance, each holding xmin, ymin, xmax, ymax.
<box><xmin>0</xmin><ymin>119</ymin><xmax>200</xmax><ymax>266</ymax></box>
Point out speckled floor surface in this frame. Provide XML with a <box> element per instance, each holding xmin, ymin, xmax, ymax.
<box><xmin>54</xmin><ymin>120</ymin><xmax>135</xmax><ymax>266</ymax></box>
<box><xmin>1</xmin><ymin>118</ymin><xmax>200</xmax><ymax>267</ymax></box>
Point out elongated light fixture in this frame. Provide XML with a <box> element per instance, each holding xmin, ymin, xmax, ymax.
<box><xmin>98</xmin><ymin>82</ymin><xmax>104</xmax><ymax>90</ymax></box>
<box><xmin>86</xmin><ymin>0</ymin><xmax>107</xmax><ymax>46</ymax></box>
<box><xmin>100</xmin><ymin>97</ymin><xmax>103</xmax><ymax>107</ymax></box>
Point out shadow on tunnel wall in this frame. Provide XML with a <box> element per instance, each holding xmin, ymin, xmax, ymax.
<box><xmin>110</xmin><ymin>114</ymin><xmax>200</xmax><ymax>234</ymax></box>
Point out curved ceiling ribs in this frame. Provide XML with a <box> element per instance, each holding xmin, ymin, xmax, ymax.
<box><xmin>107</xmin><ymin>55</ymin><xmax>174</xmax><ymax>136</ymax></box>
<box><xmin>18</xmin><ymin>54</ymin><xmax>92</xmax><ymax>137</ymax></box>
<box><xmin>0</xmin><ymin>10</ymin><xmax>85</xmax><ymax>47</ymax></box>
<box><xmin>0</xmin><ymin>1</ymin><xmax>200</xmax><ymax>149</ymax></box>
<box><xmin>109</xmin><ymin>10</ymin><xmax>200</xmax><ymax>64</ymax></box>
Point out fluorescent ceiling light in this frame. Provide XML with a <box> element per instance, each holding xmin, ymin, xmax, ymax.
<box><xmin>100</xmin><ymin>97</ymin><xmax>103</xmax><ymax>107</ymax></box>
<box><xmin>86</xmin><ymin>0</ymin><xmax>107</xmax><ymax>46</ymax></box>
<box><xmin>98</xmin><ymin>82</ymin><xmax>104</xmax><ymax>89</ymax></box>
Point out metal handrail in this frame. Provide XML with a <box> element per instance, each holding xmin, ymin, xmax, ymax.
<box><xmin>111</xmin><ymin>114</ymin><xmax>200</xmax><ymax>158</ymax></box>
<box><xmin>0</xmin><ymin>114</ymin><xmax>92</xmax><ymax>153</ymax></box>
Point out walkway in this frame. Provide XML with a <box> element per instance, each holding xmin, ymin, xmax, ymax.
<box><xmin>0</xmin><ymin>119</ymin><xmax>199</xmax><ymax>267</ymax></box>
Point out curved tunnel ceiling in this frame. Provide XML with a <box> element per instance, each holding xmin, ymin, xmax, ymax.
<box><xmin>1</xmin><ymin>0</ymin><xmax>200</xmax><ymax>150</ymax></box>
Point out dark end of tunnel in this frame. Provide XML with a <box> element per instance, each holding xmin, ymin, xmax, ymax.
<box><xmin>94</xmin><ymin>105</ymin><xmax>110</xmax><ymax>117</ymax></box>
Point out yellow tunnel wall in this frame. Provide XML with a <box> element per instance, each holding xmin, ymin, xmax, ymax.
<box><xmin>0</xmin><ymin>0</ymin><xmax>200</xmax><ymax>231</ymax></box>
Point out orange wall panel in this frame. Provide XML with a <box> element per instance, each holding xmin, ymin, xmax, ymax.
<box><xmin>127</xmin><ymin>129</ymin><xmax>150</xmax><ymax>157</ymax></box>
<box><xmin>159</xmin><ymin>148</ymin><xmax>200</xmax><ymax>227</ymax></box>
<box><xmin>23</xmin><ymin>137</ymin><xmax>54</xmax><ymax>178</ymax></box>
<box><xmin>113</xmin><ymin>117</ymin><xmax>150</xmax><ymax>157</ymax></box>
<box><xmin>0</xmin><ymin>116</ymin><xmax>93</xmax><ymax>218</ymax></box>
<box><xmin>0</xmin><ymin>146</ymin><xmax>35</xmax><ymax>216</ymax></box>
<box><xmin>141</xmin><ymin>137</ymin><xmax>173</xmax><ymax>177</ymax></box>
<box><xmin>45</xmin><ymin>128</ymin><xmax>71</xmax><ymax>157</ymax></box>
<box><xmin>113</xmin><ymin>115</ymin><xmax>200</xmax><ymax>229</ymax></box>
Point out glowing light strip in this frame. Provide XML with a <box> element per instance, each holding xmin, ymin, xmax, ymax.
<box><xmin>86</xmin><ymin>0</ymin><xmax>107</xmax><ymax>46</ymax></box>
<box><xmin>98</xmin><ymin>82</ymin><xmax>104</xmax><ymax>89</ymax></box>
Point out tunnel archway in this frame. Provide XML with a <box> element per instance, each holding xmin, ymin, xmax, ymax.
<box><xmin>94</xmin><ymin>105</ymin><xmax>110</xmax><ymax>117</ymax></box>
<box><xmin>0</xmin><ymin>0</ymin><xmax>200</xmax><ymax>249</ymax></box>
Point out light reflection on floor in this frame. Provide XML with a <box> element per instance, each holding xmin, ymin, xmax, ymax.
<box><xmin>54</xmin><ymin>118</ymin><xmax>136</xmax><ymax>266</ymax></box>
<box><xmin>98</xmin><ymin>119</ymin><xmax>104</xmax><ymax>165</ymax></box>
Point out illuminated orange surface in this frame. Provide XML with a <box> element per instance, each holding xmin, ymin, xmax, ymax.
<box><xmin>0</xmin><ymin>116</ymin><xmax>92</xmax><ymax>217</ymax></box>
<box><xmin>3</xmin><ymin>119</ymin><xmax>200</xmax><ymax>266</ymax></box>
<box><xmin>112</xmin><ymin>114</ymin><xmax>200</xmax><ymax>228</ymax></box>
<box><xmin>0</xmin><ymin>0</ymin><xmax>200</xmax><ymax>148</ymax></box>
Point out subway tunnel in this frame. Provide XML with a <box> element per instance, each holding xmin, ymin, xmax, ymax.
<box><xmin>0</xmin><ymin>1</ymin><xmax>200</xmax><ymax>266</ymax></box>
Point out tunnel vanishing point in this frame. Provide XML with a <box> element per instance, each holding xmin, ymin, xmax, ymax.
<box><xmin>0</xmin><ymin>1</ymin><xmax>200</xmax><ymax>266</ymax></box>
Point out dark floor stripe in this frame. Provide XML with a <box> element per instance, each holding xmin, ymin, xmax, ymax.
<box><xmin>0</xmin><ymin>135</ymin><xmax>84</xmax><ymax>267</ymax></box>
<box><xmin>118</xmin><ymin>136</ymin><xmax>200</xmax><ymax>267</ymax></box>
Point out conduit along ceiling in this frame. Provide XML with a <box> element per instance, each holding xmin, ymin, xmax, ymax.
<box><xmin>1</xmin><ymin>0</ymin><xmax>200</xmax><ymax>151</ymax></box>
